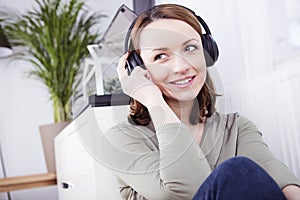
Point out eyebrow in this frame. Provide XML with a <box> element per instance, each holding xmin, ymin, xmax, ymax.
<box><xmin>150</xmin><ymin>38</ymin><xmax>200</xmax><ymax>52</ymax></box>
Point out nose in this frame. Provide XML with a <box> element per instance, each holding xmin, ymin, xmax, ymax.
<box><xmin>172</xmin><ymin>54</ymin><xmax>190</xmax><ymax>74</ymax></box>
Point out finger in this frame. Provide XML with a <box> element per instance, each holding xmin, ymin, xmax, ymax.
<box><xmin>130</xmin><ymin>65</ymin><xmax>148</xmax><ymax>77</ymax></box>
<box><xmin>129</xmin><ymin>67</ymin><xmax>153</xmax><ymax>84</ymax></box>
<box><xmin>117</xmin><ymin>52</ymin><xmax>129</xmax><ymax>79</ymax></box>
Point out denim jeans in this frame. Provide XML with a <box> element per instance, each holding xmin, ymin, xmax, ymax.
<box><xmin>193</xmin><ymin>157</ymin><xmax>286</xmax><ymax>200</ymax></box>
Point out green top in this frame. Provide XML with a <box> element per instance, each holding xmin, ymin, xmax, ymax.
<box><xmin>103</xmin><ymin>112</ymin><xmax>300</xmax><ymax>199</ymax></box>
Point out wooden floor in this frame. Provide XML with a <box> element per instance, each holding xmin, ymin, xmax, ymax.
<box><xmin>0</xmin><ymin>173</ymin><xmax>56</xmax><ymax>192</ymax></box>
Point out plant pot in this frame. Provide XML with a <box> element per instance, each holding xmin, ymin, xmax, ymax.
<box><xmin>39</xmin><ymin>122</ymin><xmax>69</xmax><ymax>172</ymax></box>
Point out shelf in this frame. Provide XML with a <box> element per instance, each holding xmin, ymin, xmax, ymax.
<box><xmin>89</xmin><ymin>93</ymin><xmax>130</xmax><ymax>107</ymax></box>
<box><xmin>0</xmin><ymin>173</ymin><xmax>56</xmax><ymax>192</ymax></box>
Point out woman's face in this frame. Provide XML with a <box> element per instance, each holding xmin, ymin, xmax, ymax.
<box><xmin>139</xmin><ymin>19</ymin><xmax>206</xmax><ymax>103</ymax></box>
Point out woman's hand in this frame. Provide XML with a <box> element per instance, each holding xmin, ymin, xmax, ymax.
<box><xmin>282</xmin><ymin>184</ymin><xmax>300</xmax><ymax>200</ymax></box>
<box><xmin>117</xmin><ymin>52</ymin><xmax>180</xmax><ymax>129</ymax></box>
<box><xmin>117</xmin><ymin>52</ymin><xmax>162</xmax><ymax>107</ymax></box>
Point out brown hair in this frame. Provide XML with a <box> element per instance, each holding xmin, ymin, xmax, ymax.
<box><xmin>128</xmin><ymin>4</ymin><xmax>216</xmax><ymax>125</ymax></box>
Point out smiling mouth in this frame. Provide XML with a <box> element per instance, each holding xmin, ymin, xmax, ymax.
<box><xmin>172</xmin><ymin>76</ymin><xmax>195</xmax><ymax>85</ymax></box>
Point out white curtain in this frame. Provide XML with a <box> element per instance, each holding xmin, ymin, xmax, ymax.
<box><xmin>211</xmin><ymin>0</ymin><xmax>300</xmax><ymax>179</ymax></box>
<box><xmin>157</xmin><ymin>0</ymin><xmax>300</xmax><ymax>178</ymax></box>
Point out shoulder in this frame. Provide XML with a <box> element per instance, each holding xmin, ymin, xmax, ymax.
<box><xmin>105</xmin><ymin>121</ymin><xmax>190</xmax><ymax>150</ymax></box>
<box><xmin>105</xmin><ymin>121</ymin><xmax>161</xmax><ymax>153</ymax></box>
<box><xmin>234</xmin><ymin>113</ymin><xmax>262</xmax><ymax>136</ymax></box>
<box><xmin>104</xmin><ymin>121</ymin><xmax>152</xmax><ymax>143</ymax></box>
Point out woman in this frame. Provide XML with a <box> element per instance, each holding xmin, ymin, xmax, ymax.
<box><xmin>104</xmin><ymin>4</ymin><xmax>300</xmax><ymax>199</ymax></box>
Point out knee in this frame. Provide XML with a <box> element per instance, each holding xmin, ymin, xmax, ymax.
<box><xmin>223</xmin><ymin>156</ymin><xmax>256</xmax><ymax>168</ymax></box>
<box><xmin>215</xmin><ymin>156</ymin><xmax>263</xmax><ymax>178</ymax></box>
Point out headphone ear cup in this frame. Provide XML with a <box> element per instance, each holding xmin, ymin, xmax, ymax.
<box><xmin>201</xmin><ymin>34</ymin><xmax>219</xmax><ymax>67</ymax></box>
<box><xmin>125</xmin><ymin>50</ymin><xmax>145</xmax><ymax>75</ymax></box>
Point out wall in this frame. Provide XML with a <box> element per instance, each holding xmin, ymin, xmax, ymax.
<box><xmin>0</xmin><ymin>0</ymin><xmax>132</xmax><ymax>200</ymax></box>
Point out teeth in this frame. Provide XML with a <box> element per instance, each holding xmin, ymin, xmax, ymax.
<box><xmin>174</xmin><ymin>78</ymin><xmax>192</xmax><ymax>85</ymax></box>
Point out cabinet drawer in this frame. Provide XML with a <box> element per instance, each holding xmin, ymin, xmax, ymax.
<box><xmin>56</xmin><ymin>122</ymin><xmax>97</xmax><ymax>200</ymax></box>
<box><xmin>55</xmin><ymin>106</ymin><xmax>128</xmax><ymax>200</ymax></box>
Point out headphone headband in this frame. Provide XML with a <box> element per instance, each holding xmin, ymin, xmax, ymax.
<box><xmin>174</xmin><ymin>5</ymin><xmax>212</xmax><ymax>35</ymax></box>
<box><xmin>124</xmin><ymin>4</ymin><xmax>219</xmax><ymax>68</ymax></box>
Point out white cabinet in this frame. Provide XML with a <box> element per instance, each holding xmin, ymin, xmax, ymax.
<box><xmin>55</xmin><ymin>105</ymin><xmax>128</xmax><ymax>200</ymax></box>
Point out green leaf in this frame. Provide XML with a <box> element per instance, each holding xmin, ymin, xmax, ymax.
<box><xmin>0</xmin><ymin>0</ymin><xmax>107</xmax><ymax>122</ymax></box>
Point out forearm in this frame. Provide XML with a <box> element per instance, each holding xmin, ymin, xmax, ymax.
<box><xmin>146</xmin><ymin>96</ymin><xmax>180</xmax><ymax>130</ymax></box>
<box><xmin>107</xmin><ymin>122</ymin><xmax>212</xmax><ymax>199</ymax></box>
<box><xmin>282</xmin><ymin>184</ymin><xmax>300</xmax><ymax>200</ymax></box>
<box><xmin>155</xmin><ymin>123</ymin><xmax>211</xmax><ymax>196</ymax></box>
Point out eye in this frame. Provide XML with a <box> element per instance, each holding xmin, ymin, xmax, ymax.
<box><xmin>185</xmin><ymin>45</ymin><xmax>198</xmax><ymax>52</ymax></box>
<box><xmin>154</xmin><ymin>53</ymin><xmax>168</xmax><ymax>61</ymax></box>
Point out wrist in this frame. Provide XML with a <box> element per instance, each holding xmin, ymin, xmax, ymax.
<box><xmin>147</xmin><ymin>98</ymin><xmax>180</xmax><ymax>130</ymax></box>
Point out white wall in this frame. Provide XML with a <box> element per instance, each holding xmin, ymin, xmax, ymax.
<box><xmin>0</xmin><ymin>1</ymin><xmax>132</xmax><ymax>200</ymax></box>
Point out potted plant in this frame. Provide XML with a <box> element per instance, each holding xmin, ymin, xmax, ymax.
<box><xmin>0</xmin><ymin>0</ymin><xmax>106</xmax><ymax>172</ymax></box>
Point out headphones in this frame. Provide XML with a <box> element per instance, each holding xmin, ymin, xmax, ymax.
<box><xmin>124</xmin><ymin>5</ymin><xmax>219</xmax><ymax>75</ymax></box>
